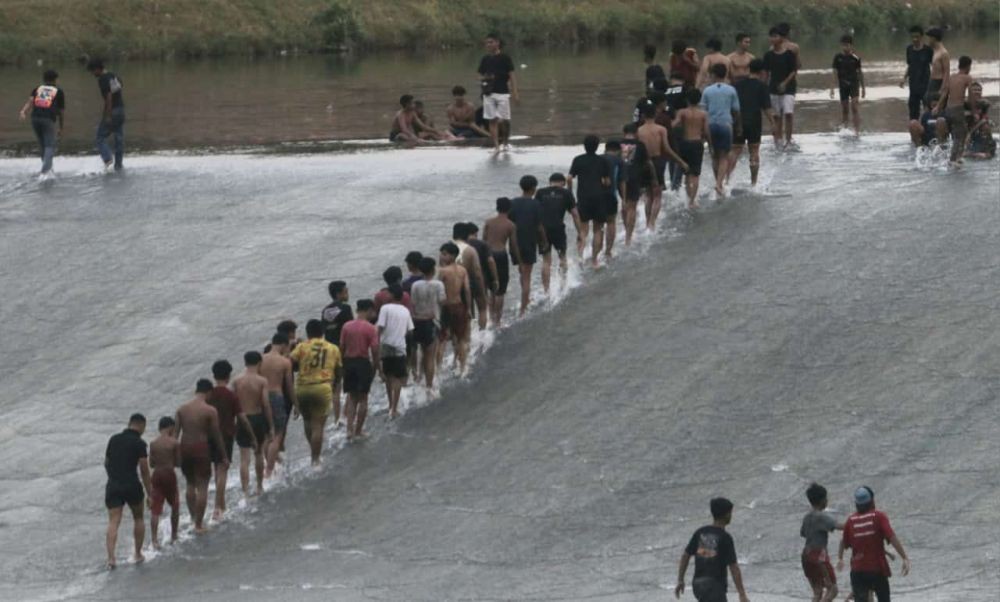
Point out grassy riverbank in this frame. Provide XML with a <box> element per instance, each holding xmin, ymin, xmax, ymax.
<box><xmin>0</xmin><ymin>0</ymin><xmax>996</xmax><ymax>63</ymax></box>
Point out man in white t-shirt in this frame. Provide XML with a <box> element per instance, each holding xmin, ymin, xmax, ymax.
<box><xmin>376</xmin><ymin>284</ymin><xmax>414</xmax><ymax>419</ymax></box>
<box><xmin>410</xmin><ymin>257</ymin><xmax>446</xmax><ymax>391</ymax></box>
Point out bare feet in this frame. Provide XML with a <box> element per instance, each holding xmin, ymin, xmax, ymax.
<box><xmin>152</xmin><ymin>540</ymin><xmax>161</xmax><ymax>551</ymax></box>
<box><xmin>212</xmin><ymin>508</ymin><xmax>224</xmax><ymax>522</ymax></box>
<box><xmin>688</xmin><ymin>201</ymin><xmax>701</xmax><ymax>211</ymax></box>
<box><xmin>134</xmin><ymin>553</ymin><xmax>145</xmax><ymax>564</ymax></box>
<box><xmin>194</xmin><ymin>525</ymin><xmax>209</xmax><ymax>535</ymax></box>
<box><xmin>106</xmin><ymin>560</ymin><xmax>116</xmax><ymax>571</ymax></box>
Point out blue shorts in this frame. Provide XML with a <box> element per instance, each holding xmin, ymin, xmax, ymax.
<box><xmin>709</xmin><ymin>123</ymin><xmax>733</xmax><ymax>153</ymax></box>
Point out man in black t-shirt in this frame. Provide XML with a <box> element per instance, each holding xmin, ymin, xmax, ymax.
<box><xmin>901</xmin><ymin>25</ymin><xmax>934</xmax><ymax>120</ymax></box>
<box><xmin>676</xmin><ymin>497</ymin><xmax>751</xmax><ymax>602</ymax></box>
<box><xmin>104</xmin><ymin>413</ymin><xmax>152</xmax><ymax>569</ymax></box>
<box><xmin>763</xmin><ymin>27</ymin><xmax>798</xmax><ymax>149</ymax></box>
<box><xmin>478</xmin><ymin>33</ymin><xmax>519</xmax><ymax>153</ymax></box>
<box><xmin>568</xmin><ymin>135</ymin><xmax>612</xmax><ymax>270</ymax></box>
<box><xmin>322</xmin><ymin>281</ymin><xmax>354</xmax><ymax>346</ymax></box>
<box><xmin>830</xmin><ymin>35</ymin><xmax>866</xmax><ymax>136</ymax></box>
<box><xmin>535</xmin><ymin>173</ymin><xmax>581</xmax><ymax>294</ymax></box>
<box><xmin>730</xmin><ymin>59</ymin><xmax>775</xmax><ymax>187</ymax></box>
<box><xmin>18</xmin><ymin>69</ymin><xmax>65</xmax><ymax>176</ymax></box>
<box><xmin>87</xmin><ymin>58</ymin><xmax>126</xmax><ymax>172</ymax></box>
<box><xmin>508</xmin><ymin>175</ymin><xmax>547</xmax><ymax>316</ymax></box>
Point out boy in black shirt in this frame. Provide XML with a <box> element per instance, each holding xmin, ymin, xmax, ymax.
<box><xmin>676</xmin><ymin>497</ymin><xmax>750</xmax><ymax>602</ymax></box>
<box><xmin>730</xmin><ymin>60</ymin><xmax>775</xmax><ymax>187</ymax></box>
<box><xmin>104</xmin><ymin>413</ymin><xmax>152</xmax><ymax>569</ymax></box>
<box><xmin>535</xmin><ymin>173</ymin><xmax>581</xmax><ymax>293</ymax></box>
<box><xmin>19</xmin><ymin>69</ymin><xmax>65</xmax><ymax>176</ymax></box>
<box><xmin>568</xmin><ymin>135</ymin><xmax>611</xmax><ymax>269</ymax></box>
<box><xmin>478</xmin><ymin>33</ymin><xmax>519</xmax><ymax>152</ymax></box>
<box><xmin>831</xmin><ymin>35</ymin><xmax>866</xmax><ymax>136</ymax></box>
<box><xmin>86</xmin><ymin>58</ymin><xmax>126</xmax><ymax>172</ymax></box>
<box><xmin>901</xmin><ymin>26</ymin><xmax>933</xmax><ymax>120</ymax></box>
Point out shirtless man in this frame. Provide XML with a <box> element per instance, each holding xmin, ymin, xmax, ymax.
<box><xmin>437</xmin><ymin>242</ymin><xmax>471</xmax><ymax>373</ymax></box>
<box><xmin>148</xmin><ymin>416</ymin><xmax>180</xmax><ymax>549</ymax></box>
<box><xmin>466</xmin><ymin>222</ymin><xmax>499</xmax><ymax>329</ymax></box>
<box><xmin>104</xmin><ymin>413</ymin><xmax>152</xmax><ymax>569</ymax></box>
<box><xmin>415</xmin><ymin>100</ymin><xmax>458</xmax><ymax>141</ymax></box>
<box><xmin>935</xmin><ymin>55</ymin><xmax>974</xmax><ymax>165</ymax></box>
<box><xmin>638</xmin><ymin>104</ymin><xmax>688</xmax><ymax>229</ymax></box>
<box><xmin>453</xmin><ymin>222</ymin><xmax>487</xmax><ymax>332</ymax></box>
<box><xmin>697</xmin><ymin>38</ymin><xmax>732</xmax><ymax>88</ymax></box>
<box><xmin>206</xmin><ymin>360</ymin><xmax>252</xmax><ymax>521</ymax></box>
<box><xmin>447</xmin><ymin>85</ymin><xmax>490</xmax><ymax>139</ymax></box>
<box><xmin>390</xmin><ymin>94</ymin><xmax>441</xmax><ymax>144</ymax></box>
<box><xmin>728</xmin><ymin>33</ymin><xmax>755</xmax><ymax>81</ymax></box>
<box><xmin>260</xmin><ymin>333</ymin><xmax>295</xmax><ymax>477</ymax></box>
<box><xmin>482</xmin><ymin>197</ymin><xmax>521</xmax><ymax>325</ymax></box>
<box><xmin>175</xmin><ymin>379</ymin><xmax>227</xmax><ymax>534</ymax></box>
<box><xmin>675</xmin><ymin>89</ymin><xmax>711</xmax><ymax>210</ymax></box>
<box><xmin>233</xmin><ymin>351</ymin><xmax>272</xmax><ymax>497</ymax></box>
<box><xmin>925</xmin><ymin>28</ymin><xmax>949</xmax><ymax>108</ymax></box>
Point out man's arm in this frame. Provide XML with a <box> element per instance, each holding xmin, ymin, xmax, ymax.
<box><xmin>888</xmin><ymin>534</ymin><xmax>910</xmax><ymax>576</ymax></box>
<box><xmin>836</xmin><ymin>535</ymin><xmax>847</xmax><ymax>570</ymax></box>
<box><xmin>675</xmin><ymin>552</ymin><xmax>691</xmax><ymax>599</ymax></box>
<box><xmin>173</xmin><ymin>412</ymin><xmax>183</xmax><ymax>464</ymax></box>
<box><xmin>103</xmin><ymin>92</ymin><xmax>113</xmax><ymax>122</ymax></box>
<box><xmin>859</xmin><ymin>59</ymin><xmax>866</xmax><ymax>98</ymax></box>
<box><xmin>509</xmin><ymin>71</ymin><xmax>519</xmax><ymax>102</ymax></box>
<box><xmin>18</xmin><ymin>98</ymin><xmax>32</xmax><ymax>121</ymax></box>
<box><xmin>508</xmin><ymin>228</ymin><xmax>523</xmax><ymax>264</ymax></box>
<box><xmin>210</xmin><ymin>413</ymin><xmax>228</xmax><ymax>467</ymax></box>
<box><xmin>900</xmin><ymin>51</ymin><xmax>910</xmax><ymax>87</ymax></box>
<box><xmin>570</xmin><ymin>207</ymin><xmax>583</xmax><ymax>240</ymax></box>
<box><xmin>939</xmin><ymin>51</ymin><xmax>951</xmax><ymax>89</ymax></box>
<box><xmin>261</xmin><ymin>384</ymin><xmax>275</xmax><ymax>436</ymax></box>
<box><xmin>461</xmin><ymin>272</ymin><xmax>472</xmax><ymax>315</ymax></box>
<box><xmin>831</xmin><ymin>65</ymin><xmax>840</xmax><ymax>98</ymax></box>
<box><xmin>412</xmin><ymin>115</ymin><xmax>441</xmax><ymax>137</ymax></box>
<box><xmin>139</xmin><ymin>457</ymin><xmax>153</xmax><ymax>504</ymax></box>
<box><xmin>664</xmin><ymin>134</ymin><xmax>688</xmax><ymax>171</ymax></box>
<box><xmin>730</xmin><ymin>563</ymin><xmax>750</xmax><ymax>602</ymax></box>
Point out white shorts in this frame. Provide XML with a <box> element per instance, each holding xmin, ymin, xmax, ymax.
<box><xmin>483</xmin><ymin>93</ymin><xmax>511</xmax><ymax>121</ymax></box>
<box><xmin>770</xmin><ymin>94</ymin><xmax>795</xmax><ymax>115</ymax></box>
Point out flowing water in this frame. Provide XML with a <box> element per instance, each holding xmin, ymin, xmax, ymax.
<box><xmin>0</xmin><ymin>32</ymin><xmax>998</xmax><ymax>602</ymax></box>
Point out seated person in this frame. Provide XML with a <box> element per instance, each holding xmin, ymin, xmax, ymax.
<box><xmin>909</xmin><ymin>91</ymin><xmax>946</xmax><ymax>147</ymax></box>
<box><xmin>967</xmin><ymin>99</ymin><xmax>996</xmax><ymax>159</ymax></box>
<box><xmin>414</xmin><ymin>99</ymin><xmax>458</xmax><ymax>142</ymax></box>
<box><xmin>446</xmin><ymin>85</ymin><xmax>490</xmax><ymax>139</ymax></box>
<box><xmin>390</xmin><ymin>94</ymin><xmax>439</xmax><ymax>144</ymax></box>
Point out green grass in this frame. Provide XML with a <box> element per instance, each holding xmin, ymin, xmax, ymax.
<box><xmin>0</xmin><ymin>0</ymin><xmax>996</xmax><ymax>64</ymax></box>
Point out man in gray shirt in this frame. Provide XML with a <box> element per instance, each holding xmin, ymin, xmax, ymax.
<box><xmin>410</xmin><ymin>257</ymin><xmax>446</xmax><ymax>390</ymax></box>
<box><xmin>801</xmin><ymin>483</ymin><xmax>844</xmax><ymax>602</ymax></box>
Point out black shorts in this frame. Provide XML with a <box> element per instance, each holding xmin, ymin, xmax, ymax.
<box><xmin>850</xmin><ymin>571</ymin><xmax>890</xmax><ymax>601</ymax></box>
<box><xmin>236</xmin><ymin>413</ymin><xmax>268</xmax><ymax>449</ymax></box>
<box><xmin>578</xmin><ymin>196</ymin><xmax>606</xmax><ymax>224</ymax></box>
<box><xmin>512</xmin><ymin>241</ymin><xmax>537</xmax><ymax>266</ymax></box>
<box><xmin>209</xmin><ymin>434</ymin><xmax>234</xmax><ymax>465</ymax></box>
<box><xmin>839</xmin><ymin>81</ymin><xmax>860</xmax><ymax>102</ymax></box>
<box><xmin>679</xmin><ymin>140</ymin><xmax>704</xmax><ymax>177</ymax></box>
<box><xmin>734</xmin><ymin>122</ymin><xmax>762</xmax><ymax>145</ymax></box>
<box><xmin>603</xmin><ymin>193</ymin><xmax>619</xmax><ymax>217</ymax></box>
<box><xmin>625</xmin><ymin>177</ymin><xmax>643</xmax><ymax>201</ymax></box>
<box><xmin>692</xmin><ymin>577</ymin><xmax>728</xmax><ymax>602</ymax></box>
<box><xmin>382</xmin><ymin>355</ymin><xmax>408</xmax><ymax>379</ymax></box>
<box><xmin>492</xmin><ymin>251</ymin><xmax>510</xmax><ymax>294</ymax></box>
<box><xmin>413</xmin><ymin>319</ymin><xmax>437</xmax><ymax>347</ymax></box>
<box><xmin>652</xmin><ymin>156</ymin><xmax>668</xmax><ymax>187</ymax></box>
<box><xmin>105</xmin><ymin>480</ymin><xmax>144</xmax><ymax>509</ymax></box>
<box><xmin>545</xmin><ymin>224</ymin><xmax>567</xmax><ymax>254</ymax></box>
<box><xmin>343</xmin><ymin>357</ymin><xmax>375</xmax><ymax>395</ymax></box>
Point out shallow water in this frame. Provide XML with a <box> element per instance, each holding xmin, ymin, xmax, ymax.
<box><xmin>0</xmin><ymin>131</ymin><xmax>998</xmax><ymax>600</ymax></box>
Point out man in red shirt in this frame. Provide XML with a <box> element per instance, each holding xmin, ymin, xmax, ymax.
<box><xmin>837</xmin><ymin>486</ymin><xmax>911</xmax><ymax>602</ymax></box>
<box><xmin>339</xmin><ymin>300</ymin><xmax>381</xmax><ymax>441</ymax></box>
<box><xmin>206</xmin><ymin>360</ymin><xmax>253</xmax><ymax>521</ymax></box>
<box><xmin>373</xmin><ymin>266</ymin><xmax>413</xmax><ymax>313</ymax></box>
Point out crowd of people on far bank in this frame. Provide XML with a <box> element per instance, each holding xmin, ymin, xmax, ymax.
<box><xmin>54</xmin><ymin>21</ymin><xmax>984</xmax><ymax>602</ymax></box>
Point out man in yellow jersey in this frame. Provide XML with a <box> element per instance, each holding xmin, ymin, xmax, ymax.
<box><xmin>290</xmin><ymin>319</ymin><xmax>342</xmax><ymax>466</ymax></box>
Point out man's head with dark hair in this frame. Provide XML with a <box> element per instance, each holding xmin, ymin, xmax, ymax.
<box><xmin>158</xmin><ymin>416</ymin><xmax>175</xmax><ymax>432</ymax></box>
<box><xmin>651</xmin><ymin>78</ymin><xmax>668</xmax><ymax>93</ymax></box>
<box><xmin>641</xmin><ymin>104</ymin><xmax>657</xmax><ymax>120</ymax></box>
<box><xmin>196</xmin><ymin>379</ymin><xmax>214</xmax><ymax>394</ymax></box>
<box><xmin>329</xmin><ymin>280</ymin><xmax>347</xmax><ymax>301</ymax></box>
<box><xmin>735</xmin><ymin>32</ymin><xmax>750</xmax><ymax>44</ymax></box>
<box><xmin>452</xmin><ymin>85</ymin><xmax>466</xmax><ymax>97</ymax></box>
<box><xmin>440</xmin><ymin>241</ymin><xmax>460</xmax><ymax>263</ymax></box>
<box><xmin>418</xmin><ymin>256</ymin><xmax>437</xmax><ymax>276</ymax></box>
<box><xmin>711</xmin><ymin>63</ymin><xmax>727</xmax><ymax>80</ymax></box>
<box><xmin>399</xmin><ymin>94</ymin><xmax>414</xmax><ymax>109</ymax></box>
<box><xmin>383</xmin><ymin>266</ymin><xmax>403</xmax><ymax>286</ymax></box>
<box><xmin>485</xmin><ymin>32</ymin><xmax>501</xmax><ymax>53</ymax></box>
<box><xmin>777</xmin><ymin>22</ymin><xmax>791</xmax><ymax>38</ymax></box>
<box><xmin>958</xmin><ymin>55</ymin><xmax>972</xmax><ymax>71</ymax></box>
<box><xmin>212</xmin><ymin>359</ymin><xmax>233</xmax><ymax>381</ymax></box>
<box><xmin>86</xmin><ymin>58</ymin><xmax>105</xmax><ymax>73</ymax></box>
<box><xmin>277</xmin><ymin>320</ymin><xmax>297</xmax><ymax>336</ymax></box>
<box><xmin>129</xmin><ymin>413</ymin><xmax>147</xmax><ymax>426</ymax></box>
<box><xmin>706</xmin><ymin>38</ymin><xmax>722</xmax><ymax>52</ymax></box>
<box><xmin>356</xmin><ymin>299</ymin><xmax>375</xmax><ymax>318</ymax></box>
<box><xmin>643</xmin><ymin>44</ymin><xmax>657</xmax><ymax>62</ymax></box>
<box><xmin>405</xmin><ymin>251</ymin><xmax>423</xmax><ymax>270</ymax></box>
<box><xmin>549</xmin><ymin>172</ymin><xmax>567</xmax><ymax>184</ymax></box>
<box><xmin>623</xmin><ymin>122</ymin><xmax>638</xmax><ymax>135</ymax></box>
<box><xmin>43</xmin><ymin>70</ymin><xmax>59</xmax><ymax>83</ymax></box>
<box><xmin>453</xmin><ymin>222</ymin><xmax>470</xmax><ymax>241</ymax></box>
<box><xmin>466</xmin><ymin>222</ymin><xmax>480</xmax><ymax>235</ymax></box>
<box><xmin>686</xmin><ymin>88</ymin><xmax>702</xmax><ymax>105</ymax></box>
<box><xmin>768</xmin><ymin>27</ymin><xmax>781</xmax><ymax>44</ymax></box>
<box><xmin>271</xmin><ymin>332</ymin><xmax>289</xmax><ymax>347</ymax></box>
<box><xmin>926</xmin><ymin>27</ymin><xmax>943</xmax><ymax>42</ymax></box>
<box><xmin>583</xmin><ymin>135</ymin><xmax>600</xmax><ymax>154</ymax></box>
<box><xmin>305</xmin><ymin>319</ymin><xmax>324</xmax><ymax>339</ymax></box>
<box><xmin>841</xmin><ymin>34</ymin><xmax>854</xmax><ymax>46</ymax></box>
<box><xmin>605</xmin><ymin>140</ymin><xmax>622</xmax><ymax>153</ymax></box>
<box><xmin>496</xmin><ymin>196</ymin><xmax>512</xmax><ymax>213</ymax></box>
<box><xmin>710</xmin><ymin>497</ymin><xmax>734</xmax><ymax>521</ymax></box>
<box><xmin>806</xmin><ymin>483</ymin><xmax>828</xmax><ymax>508</ymax></box>
<box><xmin>671</xmin><ymin>40</ymin><xmax>687</xmax><ymax>56</ymax></box>
<box><xmin>244</xmin><ymin>350</ymin><xmax>263</xmax><ymax>366</ymax></box>
<box><xmin>749</xmin><ymin>58</ymin><xmax>765</xmax><ymax>74</ymax></box>
<box><xmin>909</xmin><ymin>25</ymin><xmax>924</xmax><ymax>36</ymax></box>
<box><xmin>519</xmin><ymin>174</ymin><xmax>538</xmax><ymax>193</ymax></box>
<box><xmin>388</xmin><ymin>284</ymin><xmax>404</xmax><ymax>301</ymax></box>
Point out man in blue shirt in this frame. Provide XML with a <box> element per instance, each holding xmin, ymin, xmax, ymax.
<box><xmin>699</xmin><ymin>63</ymin><xmax>741</xmax><ymax>197</ymax></box>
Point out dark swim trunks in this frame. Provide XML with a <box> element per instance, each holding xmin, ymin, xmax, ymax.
<box><xmin>343</xmin><ymin>357</ymin><xmax>376</xmax><ymax>394</ymax></box>
<box><xmin>209</xmin><ymin>433</ymin><xmax>234</xmax><ymax>465</ymax></box>
<box><xmin>105</xmin><ymin>480</ymin><xmax>144</xmax><ymax>509</ymax></box>
<box><xmin>389</xmin><ymin>131</ymin><xmax>400</xmax><ymax>142</ymax></box>
<box><xmin>734</xmin><ymin>123</ymin><xmax>762</xmax><ymax>145</ymax></box>
<box><xmin>925</xmin><ymin>79</ymin><xmax>942</xmax><ymax>105</ymax></box>
<box><xmin>269</xmin><ymin>391</ymin><xmax>288</xmax><ymax>434</ymax></box>
<box><xmin>440</xmin><ymin>302</ymin><xmax>469</xmax><ymax>341</ymax></box>
<box><xmin>236</xmin><ymin>413</ymin><xmax>269</xmax><ymax>449</ymax></box>
<box><xmin>839</xmin><ymin>82</ymin><xmax>860</xmax><ymax>102</ymax></box>
<box><xmin>544</xmin><ymin>224</ymin><xmax>568</xmax><ymax>254</ymax></box>
<box><xmin>180</xmin><ymin>441</ymin><xmax>212</xmax><ymax>482</ymax></box>
<box><xmin>150</xmin><ymin>467</ymin><xmax>179</xmax><ymax>515</ymax></box>
<box><xmin>652</xmin><ymin>156</ymin><xmax>668</xmax><ymax>187</ymax></box>
<box><xmin>492</xmin><ymin>251</ymin><xmax>510</xmax><ymax>295</ymax></box>
<box><xmin>679</xmin><ymin>139</ymin><xmax>705</xmax><ymax>177</ymax></box>
<box><xmin>450</xmin><ymin>126</ymin><xmax>484</xmax><ymax>139</ymax></box>
<box><xmin>413</xmin><ymin>318</ymin><xmax>438</xmax><ymax>347</ymax></box>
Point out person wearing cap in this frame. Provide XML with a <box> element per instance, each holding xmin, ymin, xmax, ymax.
<box><xmin>675</xmin><ymin>497</ymin><xmax>751</xmax><ymax>602</ymax></box>
<box><xmin>837</xmin><ymin>486</ymin><xmax>911</xmax><ymax>602</ymax></box>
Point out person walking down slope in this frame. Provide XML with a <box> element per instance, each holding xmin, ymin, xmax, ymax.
<box><xmin>86</xmin><ymin>59</ymin><xmax>126</xmax><ymax>172</ymax></box>
<box><xmin>19</xmin><ymin>69</ymin><xmax>65</xmax><ymax>176</ymax></box>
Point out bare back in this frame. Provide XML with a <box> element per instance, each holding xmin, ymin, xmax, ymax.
<box><xmin>678</xmin><ymin>108</ymin><xmax>708</xmax><ymax>141</ymax></box>
<box><xmin>931</xmin><ymin>46</ymin><xmax>950</xmax><ymax>80</ymax></box>
<box><xmin>637</xmin><ymin>122</ymin><xmax>668</xmax><ymax>157</ymax></box>
<box><xmin>149</xmin><ymin>435</ymin><xmax>178</xmax><ymax>470</ymax></box>
<box><xmin>234</xmin><ymin>371</ymin><xmax>268</xmax><ymax>415</ymax></box>
<box><xmin>260</xmin><ymin>351</ymin><xmax>292</xmax><ymax>394</ymax></box>
<box><xmin>483</xmin><ymin>216</ymin><xmax>515</xmax><ymax>253</ymax></box>
<box><xmin>176</xmin><ymin>400</ymin><xmax>218</xmax><ymax>444</ymax></box>
<box><xmin>438</xmin><ymin>264</ymin><xmax>468</xmax><ymax>304</ymax></box>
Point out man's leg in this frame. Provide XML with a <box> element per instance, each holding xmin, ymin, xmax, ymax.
<box><xmin>169</xmin><ymin>500</ymin><xmax>179</xmax><ymax>543</ymax></box>
<box><xmin>773</xmin><ymin>110</ymin><xmax>784</xmax><ymax>146</ymax></box>
<box><xmin>150</xmin><ymin>504</ymin><xmax>161</xmax><ymax>549</ymax></box>
<box><xmin>908</xmin><ymin>120</ymin><xmax>924</xmax><ymax>146</ymax></box>
<box><xmin>713</xmin><ymin>148</ymin><xmax>727</xmax><ymax>195</ymax></box>
<box><xmin>455</xmin><ymin>329</ymin><xmax>469</xmax><ymax>374</ymax></box>
<box><xmin>541</xmin><ymin>250</ymin><xmax>553</xmax><ymax>294</ymax></box>
<box><xmin>489</xmin><ymin>119</ymin><xmax>500</xmax><ymax>150</ymax></box>
<box><xmin>908</xmin><ymin>89</ymin><xmax>923</xmax><ymax>121</ymax></box>
<box><xmin>590</xmin><ymin>222</ymin><xmax>604</xmax><ymax>267</ymax></box>
<box><xmin>727</xmin><ymin>144</ymin><xmax>744</xmax><ymax>181</ymax></box>
<box><xmin>194</xmin><ymin>477</ymin><xmax>210</xmax><ymax>532</ymax></box>
<box><xmin>872</xmin><ymin>575</ymin><xmax>890</xmax><ymax>602</ymax></box>
<box><xmin>841</xmin><ymin>100</ymin><xmax>850</xmax><ymax>128</ymax></box>
<box><xmin>112</xmin><ymin>111</ymin><xmax>125</xmax><ymax>169</ymax></box>
<box><xmin>604</xmin><ymin>216</ymin><xmax>616</xmax><ymax>258</ymax></box>
<box><xmin>577</xmin><ymin>222</ymin><xmax>589</xmax><ymax>256</ymax></box>
<box><xmin>649</xmin><ymin>186</ymin><xmax>663</xmax><ymax>229</ymax></box>
<box><xmin>785</xmin><ymin>112</ymin><xmax>795</xmax><ymax>144</ymax></box>
<box><xmin>623</xmin><ymin>202</ymin><xmax>635</xmax><ymax>245</ymax></box>
<box><xmin>213</xmin><ymin>461</ymin><xmax>227</xmax><ymax>520</ymax></box>
<box><xmin>333</xmin><ymin>383</ymin><xmax>342</xmax><ymax>426</ymax></box>
<box><xmin>748</xmin><ymin>144</ymin><xmax>761</xmax><ymax>186</ymax></box>
<box><xmin>422</xmin><ymin>342</ymin><xmax>437</xmax><ymax>388</ymax></box>
<box><xmin>344</xmin><ymin>393</ymin><xmax>358</xmax><ymax>439</ymax></box>
<box><xmin>184</xmin><ymin>477</ymin><xmax>198</xmax><ymax>529</ymax></box>
<box><xmin>687</xmin><ymin>174</ymin><xmax>700</xmax><ymax>209</ymax></box>
<box><xmin>239</xmin><ymin>447</ymin><xmax>251</xmax><ymax>496</ymax></box>
<box><xmin>500</xmin><ymin>120</ymin><xmax>511</xmax><ymax>146</ymax></box>
<box><xmin>128</xmin><ymin>502</ymin><xmax>145</xmax><ymax>562</ymax></box>
<box><xmin>96</xmin><ymin>119</ymin><xmax>113</xmax><ymax>166</ymax></box>
<box><xmin>476</xmin><ymin>293</ymin><xmax>488</xmax><ymax>329</ymax></box>
<box><xmin>950</xmin><ymin>112</ymin><xmax>968</xmax><ymax>163</ymax></box>
<box><xmin>851</xmin><ymin>98</ymin><xmax>861</xmax><ymax>134</ymax></box>
<box><xmin>356</xmin><ymin>397</ymin><xmax>369</xmax><ymax>433</ymax></box>
<box><xmin>253</xmin><ymin>448</ymin><xmax>265</xmax><ymax>494</ymax></box>
<box><xmin>106</xmin><ymin>506</ymin><xmax>123</xmax><ymax>568</ymax></box>
<box><xmin>518</xmin><ymin>264</ymin><xmax>532</xmax><ymax>316</ymax></box>
<box><xmin>309</xmin><ymin>415</ymin><xmax>328</xmax><ymax>465</ymax></box>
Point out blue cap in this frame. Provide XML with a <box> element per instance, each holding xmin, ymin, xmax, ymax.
<box><xmin>854</xmin><ymin>487</ymin><xmax>873</xmax><ymax>505</ymax></box>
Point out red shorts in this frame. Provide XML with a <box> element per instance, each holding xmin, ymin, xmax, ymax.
<box><xmin>802</xmin><ymin>548</ymin><xmax>837</xmax><ymax>588</ymax></box>
<box><xmin>150</xmin><ymin>467</ymin><xmax>179</xmax><ymax>515</ymax></box>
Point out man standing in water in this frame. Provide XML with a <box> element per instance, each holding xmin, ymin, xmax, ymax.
<box><xmin>638</xmin><ymin>104</ymin><xmax>688</xmax><ymax>222</ymax></box>
<box><xmin>175</xmin><ymin>379</ymin><xmax>228</xmax><ymax>534</ymax></box>
<box><xmin>86</xmin><ymin>58</ymin><xmax>125</xmax><ymax>172</ymax></box>
<box><xmin>675</xmin><ymin>497</ymin><xmax>751</xmax><ymax>602</ymax></box>
<box><xmin>935</xmin><ymin>55</ymin><xmax>974</xmax><ymax>166</ymax></box>
<box><xmin>830</xmin><ymin>35</ymin><xmax>866</xmax><ymax>136</ymax></box>
<box><xmin>104</xmin><ymin>413</ymin><xmax>152</xmax><ymax>569</ymax></box>
<box><xmin>569</xmin><ymin>136</ymin><xmax>611</xmax><ymax>267</ymax></box>
<box><xmin>925</xmin><ymin>28</ymin><xmax>949</xmax><ymax>109</ymax></box>
<box><xmin>206</xmin><ymin>359</ymin><xmax>252</xmax><ymax>520</ymax></box>
<box><xmin>697</xmin><ymin>38</ymin><xmax>732</xmax><ymax>89</ymax></box>
<box><xmin>644</xmin><ymin>44</ymin><xmax>666</xmax><ymax>91</ymax></box>
<box><xmin>482</xmin><ymin>197</ymin><xmax>520</xmax><ymax>325</ymax></box>
<box><xmin>148</xmin><ymin>416</ymin><xmax>180</xmax><ymax>550</ymax></box>
<box><xmin>437</xmin><ymin>242</ymin><xmax>471</xmax><ymax>372</ymax></box>
<box><xmin>261</xmin><ymin>333</ymin><xmax>295</xmax><ymax>477</ymax></box>
<box><xmin>837</xmin><ymin>487</ymin><xmax>911</xmax><ymax>602</ymax></box>
<box><xmin>377</xmin><ymin>286</ymin><xmax>413</xmax><ymax>419</ymax></box>
<box><xmin>509</xmin><ymin>175</ymin><xmax>548</xmax><ymax>313</ymax></box>
<box><xmin>19</xmin><ymin>69</ymin><xmax>65</xmax><ymax>176</ymax></box>
<box><xmin>620</xmin><ymin>123</ymin><xmax>654</xmax><ymax>245</ymax></box>
<box><xmin>729</xmin><ymin>59</ymin><xmax>774</xmax><ymax>187</ymax></box>
<box><xmin>410</xmin><ymin>257</ymin><xmax>446</xmax><ymax>389</ymax></box>
<box><xmin>478</xmin><ymin>33</ymin><xmax>519</xmax><ymax>152</ymax></box>
<box><xmin>727</xmin><ymin>34</ymin><xmax>754</xmax><ymax>81</ymax></box>
<box><xmin>763</xmin><ymin>27</ymin><xmax>799</xmax><ymax>149</ymax></box>
<box><xmin>290</xmin><ymin>320</ymin><xmax>342</xmax><ymax>466</ymax></box>
<box><xmin>900</xmin><ymin>26</ymin><xmax>933</xmax><ymax>120</ymax></box>
<box><xmin>340</xmin><ymin>299</ymin><xmax>380</xmax><ymax>438</ymax></box>
<box><xmin>535</xmin><ymin>173</ymin><xmax>582</xmax><ymax>292</ymax></box>
<box><xmin>700</xmin><ymin>63</ymin><xmax>741</xmax><ymax>197</ymax></box>
<box><xmin>465</xmin><ymin>222</ymin><xmax>499</xmax><ymax>329</ymax></box>
<box><xmin>801</xmin><ymin>483</ymin><xmax>843</xmax><ymax>602</ymax></box>
<box><xmin>233</xmin><ymin>351</ymin><xmax>271</xmax><ymax>497</ymax></box>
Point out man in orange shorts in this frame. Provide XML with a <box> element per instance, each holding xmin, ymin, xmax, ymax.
<box><xmin>148</xmin><ymin>416</ymin><xmax>180</xmax><ymax>548</ymax></box>
<box><xmin>436</xmin><ymin>242</ymin><xmax>471</xmax><ymax>375</ymax></box>
<box><xmin>801</xmin><ymin>483</ymin><xmax>841</xmax><ymax>602</ymax></box>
